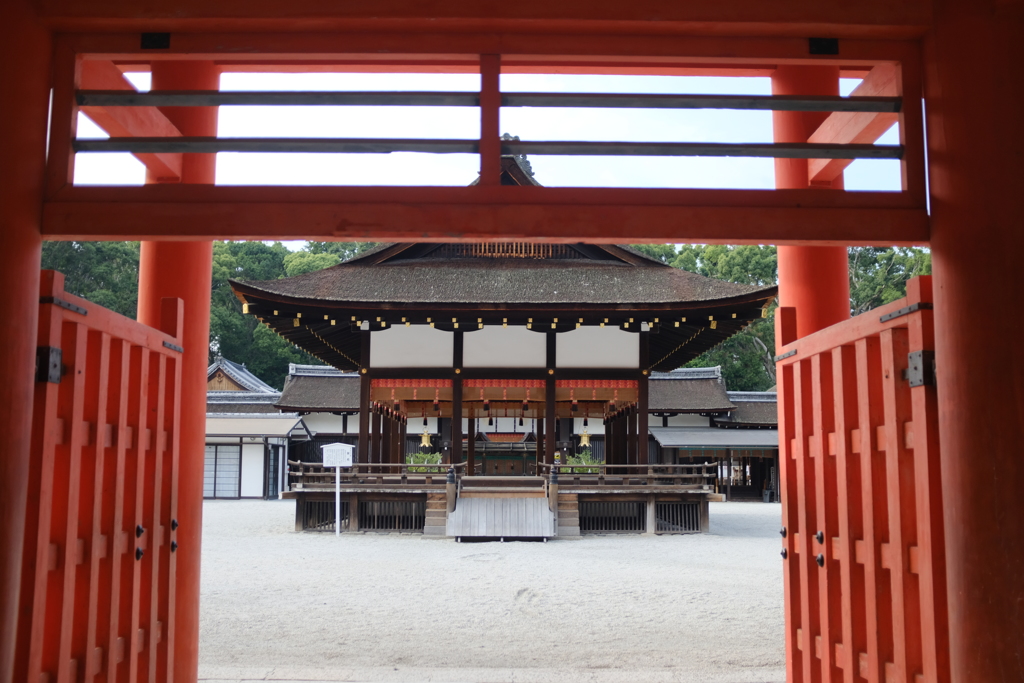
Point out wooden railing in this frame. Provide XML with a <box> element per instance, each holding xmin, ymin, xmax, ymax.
<box><xmin>539</xmin><ymin>462</ymin><xmax>718</xmax><ymax>489</ymax></box>
<box><xmin>288</xmin><ymin>461</ymin><xmax>465</xmax><ymax>490</ymax></box>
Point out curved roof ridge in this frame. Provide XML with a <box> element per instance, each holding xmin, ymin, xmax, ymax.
<box><xmin>208</xmin><ymin>356</ymin><xmax>278</xmax><ymax>393</ymax></box>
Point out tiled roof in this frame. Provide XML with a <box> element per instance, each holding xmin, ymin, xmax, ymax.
<box><xmin>207</xmin><ymin>356</ymin><xmax>278</xmax><ymax>393</ymax></box>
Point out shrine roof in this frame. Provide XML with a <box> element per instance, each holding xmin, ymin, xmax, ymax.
<box><xmin>232</xmin><ymin>244</ymin><xmax>771</xmax><ymax>307</ymax></box>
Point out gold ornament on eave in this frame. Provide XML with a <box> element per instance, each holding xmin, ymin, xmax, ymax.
<box><xmin>579</xmin><ymin>427</ymin><xmax>591</xmax><ymax>447</ymax></box>
<box><xmin>420</xmin><ymin>428</ymin><xmax>432</xmax><ymax>449</ymax></box>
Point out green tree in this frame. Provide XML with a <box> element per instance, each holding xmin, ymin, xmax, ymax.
<box><xmin>284</xmin><ymin>251</ymin><xmax>341</xmax><ymax>277</ymax></box>
<box><xmin>41</xmin><ymin>241</ymin><xmax>140</xmax><ymax>318</ymax></box>
<box><xmin>849</xmin><ymin>247</ymin><xmax>931</xmax><ymax>315</ymax></box>
<box><xmin>628</xmin><ymin>243</ymin><xmax>677</xmax><ymax>264</ymax></box>
<box><xmin>304</xmin><ymin>241</ymin><xmax>380</xmax><ymax>262</ymax></box>
<box><xmin>674</xmin><ymin>245</ymin><xmax>779</xmax><ymax>391</ymax></box>
<box><xmin>210</xmin><ymin>241</ymin><xmax>321</xmax><ymax>389</ymax></box>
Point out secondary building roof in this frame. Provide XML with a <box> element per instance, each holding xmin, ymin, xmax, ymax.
<box><xmin>207</xmin><ymin>355</ymin><xmax>278</xmax><ymax>393</ymax></box>
<box><xmin>206</xmin><ymin>414</ymin><xmax>310</xmax><ymax>438</ymax></box>
<box><xmin>649</xmin><ymin>367</ymin><xmax>735</xmax><ymax>413</ymax></box>
<box><xmin>275</xmin><ymin>364</ymin><xmax>361</xmax><ymax>413</ymax></box>
<box><xmin>649</xmin><ymin>426</ymin><xmax>779</xmax><ymax>450</ymax></box>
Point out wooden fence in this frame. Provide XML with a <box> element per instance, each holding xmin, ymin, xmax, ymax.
<box><xmin>775</xmin><ymin>276</ymin><xmax>948</xmax><ymax>683</ymax></box>
<box><xmin>541</xmin><ymin>462</ymin><xmax>718</xmax><ymax>490</ymax></box>
<box><xmin>288</xmin><ymin>461</ymin><xmax>464</xmax><ymax>490</ymax></box>
<box><xmin>14</xmin><ymin>271</ymin><xmax>184</xmax><ymax>683</ymax></box>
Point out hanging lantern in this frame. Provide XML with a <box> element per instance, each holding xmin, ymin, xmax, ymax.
<box><xmin>519</xmin><ymin>415</ymin><xmax>524</xmax><ymax>427</ymax></box>
<box><xmin>420</xmin><ymin>428</ymin><xmax>432</xmax><ymax>449</ymax></box>
<box><xmin>579</xmin><ymin>427</ymin><xmax>591</xmax><ymax>447</ymax></box>
<box><xmin>583</xmin><ymin>416</ymin><xmax>589</xmax><ymax>427</ymax></box>
<box><xmin>488</xmin><ymin>415</ymin><xmax>494</xmax><ymax>426</ymax></box>
<box><xmin>484</xmin><ymin>400</ymin><xmax>490</xmax><ymax>413</ymax></box>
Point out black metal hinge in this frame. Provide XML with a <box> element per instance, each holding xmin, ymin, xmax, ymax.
<box><xmin>162</xmin><ymin>341</ymin><xmax>184</xmax><ymax>353</ymax></box>
<box><xmin>880</xmin><ymin>302</ymin><xmax>933</xmax><ymax>323</ymax></box>
<box><xmin>40</xmin><ymin>296</ymin><xmax>87</xmax><ymax>316</ymax></box>
<box><xmin>36</xmin><ymin>346</ymin><xmax>63</xmax><ymax>384</ymax></box>
<box><xmin>903</xmin><ymin>350</ymin><xmax>936</xmax><ymax>387</ymax></box>
<box><xmin>774</xmin><ymin>349</ymin><xmax>797</xmax><ymax>362</ymax></box>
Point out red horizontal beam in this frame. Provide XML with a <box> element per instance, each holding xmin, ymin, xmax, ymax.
<box><xmin>42</xmin><ymin>185</ymin><xmax>929</xmax><ymax>246</ymax></box>
<box><xmin>38</xmin><ymin>1</ymin><xmax>932</xmax><ymax>39</ymax></box>
<box><xmin>67</xmin><ymin>33</ymin><xmax>920</xmax><ymax>68</ymax></box>
<box><xmin>808</xmin><ymin>63</ymin><xmax>900</xmax><ymax>183</ymax></box>
<box><xmin>79</xmin><ymin>60</ymin><xmax>183</xmax><ymax>181</ymax></box>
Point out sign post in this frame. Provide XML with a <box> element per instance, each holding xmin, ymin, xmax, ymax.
<box><xmin>321</xmin><ymin>443</ymin><xmax>354</xmax><ymax>536</ymax></box>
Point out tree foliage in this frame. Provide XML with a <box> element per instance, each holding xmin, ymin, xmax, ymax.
<box><xmin>41</xmin><ymin>241</ymin><xmax>140</xmax><ymax>318</ymax></box>
<box><xmin>848</xmin><ymin>247</ymin><xmax>931</xmax><ymax>315</ymax></box>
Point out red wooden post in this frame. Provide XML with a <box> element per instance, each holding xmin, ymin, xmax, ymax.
<box><xmin>478</xmin><ymin>54</ymin><xmax>501</xmax><ymax>186</ymax></box>
<box><xmin>0</xmin><ymin>5</ymin><xmax>51</xmax><ymax>680</ymax></box>
<box><xmin>135</xmin><ymin>60</ymin><xmax>218</xmax><ymax>683</ymax></box>
<box><xmin>773</xmin><ymin>66</ymin><xmax>850</xmax><ymax>340</ymax></box>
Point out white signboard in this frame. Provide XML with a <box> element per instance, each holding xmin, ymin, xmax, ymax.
<box><xmin>320</xmin><ymin>443</ymin><xmax>354</xmax><ymax>536</ymax></box>
<box><xmin>322</xmin><ymin>443</ymin><xmax>354</xmax><ymax>468</ymax></box>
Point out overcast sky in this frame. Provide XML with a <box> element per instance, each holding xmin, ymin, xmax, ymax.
<box><xmin>74</xmin><ymin>72</ymin><xmax>901</xmax><ymax>248</ymax></box>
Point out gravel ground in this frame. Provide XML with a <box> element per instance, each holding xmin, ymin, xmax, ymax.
<box><xmin>199</xmin><ymin>500</ymin><xmax>784</xmax><ymax>683</ymax></box>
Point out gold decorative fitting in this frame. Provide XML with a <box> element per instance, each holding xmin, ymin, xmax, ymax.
<box><xmin>406</xmin><ymin>322</ymin><xmax>411</xmax><ymax>327</ymax></box>
<box><xmin>553</xmin><ymin>318</ymin><xmax>558</xmax><ymax>323</ymax></box>
<box><xmin>600</xmin><ymin>323</ymin><xmax>605</xmax><ymax>327</ymax></box>
<box><xmin>576</xmin><ymin>323</ymin><xmax>580</xmax><ymax>329</ymax></box>
<box><xmin>360</xmin><ymin>368</ymin><xmax>367</xmax><ymax>374</ymax></box>
<box><xmin>551</xmin><ymin>323</ymin><xmax>556</xmax><ymax>329</ymax></box>
<box><xmin>242</xmin><ymin>303</ymin><xmax>250</xmax><ymax>314</ymax></box>
<box><xmin>452</xmin><ymin>317</ymin><xmax>457</xmax><ymax>323</ymax></box>
<box><xmin>682</xmin><ymin>317</ymin><xmax>687</xmax><ymax>322</ymax></box>
<box><xmin>402</xmin><ymin>317</ymin><xmax>406</xmax><ymax>322</ymax></box>
<box><xmin>477</xmin><ymin>318</ymin><xmax>482</xmax><ymax>323</ymax></box>
<box><xmin>296</xmin><ymin>312</ymin><xmax>302</xmax><ymax>318</ymax></box>
<box><xmin>642</xmin><ymin>370</ymin><xmax>648</xmax><ymax>375</ymax></box>
<box><xmin>427</xmin><ymin>317</ymin><xmax>432</xmax><ymax>322</ymax></box>
<box><xmin>455</xmin><ymin>368</ymin><xmax>461</xmax><ymax>374</ymax></box>
<box><xmin>654</xmin><ymin>318</ymin><xmax>659</xmax><ymax>323</ymax></box>
<box><xmin>732</xmin><ymin>313</ymin><xmax>737</xmax><ymax>318</ymax></box>
<box><xmin>527</xmin><ymin>323</ymin><xmax>532</xmax><ymax>329</ymax></box>
<box><xmin>629</xmin><ymin>318</ymin><xmax>634</xmax><ymax>323</ymax></box>
<box><xmin>381</xmin><ymin>321</ymin><xmax>386</xmax><ymax>328</ymax></box>
<box><xmin>578</xmin><ymin>318</ymin><xmax>583</xmax><ymax>323</ymax></box>
<box><xmin>708</xmin><ymin>315</ymin><xmax>714</xmax><ymax>321</ymax></box>
<box><xmin>331</xmin><ymin>320</ymin><xmax>336</xmax><ymax>325</ymax></box>
<box><xmin>711</xmin><ymin>321</ymin><xmax>718</xmax><ymax>329</ymax></box>
<box><xmin>548</xmin><ymin>369</ymin><xmax>554</xmax><ymax>375</ymax></box>
<box><xmin>273</xmin><ymin>310</ymin><xmax>279</xmax><ymax>315</ymax></box>
<box><xmin>351</xmin><ymin>316</ymin><xmax>356</xmax><ymax>321</ymax></box>
<box><xmin>528</xmin><ymin>318</ymin><xmax>533</xmax><ymax>323</ymax></box>
<box><xmin>454</xmin><ymin>322</ymin><xmax>459</xmax><ymax>329</ymax></box>
<box><xmin>674</xmin><ymin>322</ymin><xmax>680</xmax><ymax>327</ymax></box>
<box><xmin>323</xmin><ymin>314</ymin><xmax>329</xmax><ymax>320</ymax></box>
<box><xmin>292</xmin><ymin>318</ymin><xmax>300</xmax><ymax>327</ymax></box>
<box><xmin>478</xmin><ymin>323</ymin><xmax>483</xmax><ymax>329</ymax></box>
<box><xmin>430</xmin><ymin>322</ymin><xmax>435</xmax><ymax>328</ymax></box>
<box><xmin>624</xmin><ymin>322</ymin><xmax>629</xmax><ymax>329</ymax></box>
<box><xmin>762</xmin><ymin>309</ymin><xmax>768</xmax><ymax>318</ymax></box>
<box><xmin>376</xmin><ymin>317</ymin><xmax>381</xmax><ymax>322</ymax></box>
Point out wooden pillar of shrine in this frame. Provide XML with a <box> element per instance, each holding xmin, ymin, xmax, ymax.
<box><xmin>371</xmin><ymin>407</ymin><xmax>382</xmax><ymax>465</ymax></box>
<box><xmin>467</xmin><ymin>418</ymin><xmax>476</xmax><ymax>474</ymax></box>
<box><xmin>772</xmin><ymin>65</ymin><xmax>850</xmax><ymax>339</ymax></box>
<box><xmin>358</xmin><ymin>333</ymin><xmax>370</xmax><ymax>464</ymax></box>
<box><xmin>0</xmin><ymin>4</ymin><xmax>50</xmax><ymax>677</ymax></box>
<box><xmin>638</xmin><ymin>333</ymin><xmax>650</xmax><ymax>466</ymax></box>
<box><xmin>545</xmin><ymin>333</ymin><xmax>557</xmax><ymax>467</ymax></box>
<box><xmin>135</xmin><ymin>61</ymin><xmax>220</xmax><ymax>683</ymax></box>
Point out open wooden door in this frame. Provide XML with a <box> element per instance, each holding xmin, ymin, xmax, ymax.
<box><xmin>775</xmin><ymin>276</ymin><xmax>949</xmax><ymax>683</ymax></box>
<box><xmin>14</xmin><ymin>271</ymin><xmax>184</xmax><ymax>683</ymax></box>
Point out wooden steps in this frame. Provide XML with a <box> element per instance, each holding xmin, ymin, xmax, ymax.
<box><xmin>424</xmin><ymin>493</ymin><xmax>447</xmax><ymax>536</ymax></box>
<box><xmin>557</xmin><ymin>493</ymin><xmax>581</xmax><ymax>538</ymax></box>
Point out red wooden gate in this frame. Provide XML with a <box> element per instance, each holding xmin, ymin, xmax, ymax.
<box><xmin>775</xmin><ymin>276</ymin><xmax>948</xmax><ymax>683</ymax></box>
<box><xmin>14</xmin><ymin>271</ymin><xmax>184</xmax><ymax>683</ymax></box>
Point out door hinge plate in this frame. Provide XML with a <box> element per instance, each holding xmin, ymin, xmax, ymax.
<box><xmin>903</xmin><ymin>350</ymin><xmax>935</xmax><ymax>387</ymax></box>
<box><xmin>36</xmin><ymin>346</ymin><xmax>63</xmax><ymax>384</ymax></box>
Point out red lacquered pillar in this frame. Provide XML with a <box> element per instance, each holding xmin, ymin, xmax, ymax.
<box><xmin>925</xmin><ymin>2</ymin><xmax>1024</xmax><ymax>679</ymax></box>
<box><xmin>136</xmin><ymin>61</ymin><xmax>218</xmax><ymax>683</ymax></box>
<box><xmin>772</xmin><ymin>66</ymin><xmax>851</xmax><ymax>338</ymax></box>
<box><xmin>0</xmin><ymin>4</ymin><xmax>51</xmax><ymax>681</ymax></box>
